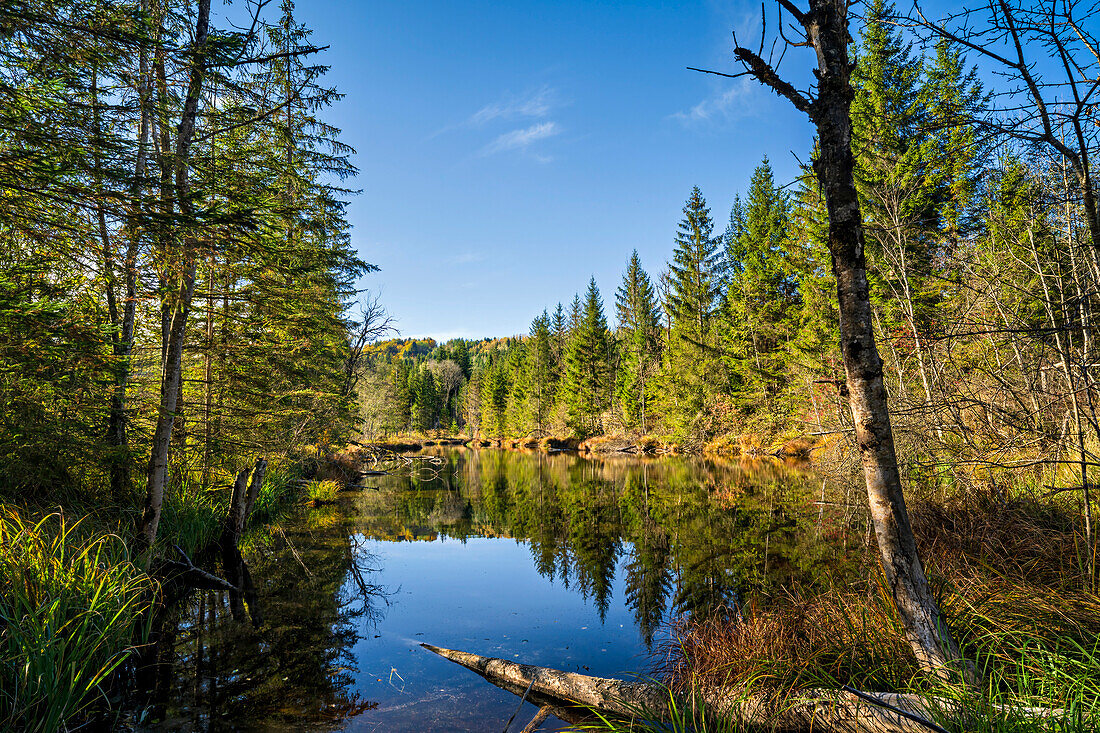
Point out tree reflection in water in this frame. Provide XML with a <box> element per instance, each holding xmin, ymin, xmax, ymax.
<box><xmin>130</xmin><ymin>449</ymin><xmax>864</xmax><ymax>731</ymax></box>
<box><xmin>361</xmin><ymin>449</ymin><xmax>865</xmax><ymax>646</ymax></box>
<box><xmin>133</xmin><ymin>511</ymin><xmax>391</xmax><ymax>730</ymax></box>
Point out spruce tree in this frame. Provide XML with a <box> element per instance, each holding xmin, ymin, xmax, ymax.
<box><xmin>722</xmin><ymin>158</ymin><xmax>799</xmax><ymax>413</ymax></box>
<box><xmin>851</xmin><ymin>0</ymin><xmax>942</xmax><ymax>404</ymax></box>
<box><xmin>615</xmin><ymin>251</ymin><xmax>661</xmax><ymax>430</ymax></box>
<box><xmin>922</xmin><ymin>38</ymin><xmax>985</xmax><ymax>250</ymax></box>
<box><xmin>668</xmin><ymin>187</ymin><xmax>723</xmax><ymax>340</ymax></box>
<box><xmin>551</xmin><ymin>302</ymin><xmax>566</xmax><ymax>369</ymax></box>
<box><xmin>663</xmin><ymin>187</ymin><xmax>723</xmax><ymax>435</ymax></box>
<box><xmin>524</xmin><ymin>311</ymin><xmax>557</xmax><ymax>435</ymax></box>
<box><xmin>563</xmin><ymin>279</ymin><xmax>611</xmax><ymax>436</ymax></box>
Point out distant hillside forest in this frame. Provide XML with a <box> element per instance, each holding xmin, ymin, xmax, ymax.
<box><xmin>362</xmin><ymin>0</ymin><xmax>1096</xmax><ymax>474</ymax></box>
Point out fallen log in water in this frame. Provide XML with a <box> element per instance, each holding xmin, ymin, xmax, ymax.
<box><xmin>421</xmin><ymin>643</ymin><xmax>1054</xmax><ymax>732</ymax></box>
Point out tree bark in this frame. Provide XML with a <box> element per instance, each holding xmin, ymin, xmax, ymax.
<box><xmin>424</xmin><ymin>644</ymin><xmax>1013</xmax><ymax>732</ymax></box>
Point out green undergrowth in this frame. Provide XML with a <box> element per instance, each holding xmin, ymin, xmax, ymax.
<box><xmin>1</xmin><ymin>456</ymin><xmax>317</xmax><ymax>731</ymax></box>
<box><xmin>0</xmin><ymin>509</ymin><xmax>155</xmax><ymax>733</ymax></box>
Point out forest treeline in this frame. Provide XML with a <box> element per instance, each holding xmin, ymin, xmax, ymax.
<box><xmin>363</xmin><ymin>0</ymin><xmax>1100</xmax><ymax>492</ymax></box>
<box><xmin>0</xmin><ymin>0</ymin><xmax>378</xmax><ymax>549</ymax></box>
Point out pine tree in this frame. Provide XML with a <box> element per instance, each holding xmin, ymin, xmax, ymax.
<box><xmin>722</xmin><ymin>158</ymin><xmax>799</xmax><ymax>413</ymax></box>
<box><xmin>923</xmin><ymin>38</ymin><xmax>985</xmax><ymax>250</ymax></box>
<box><xmin>411</xmin><ymin>366</ymin><xmax>440</xmax><ymax>431</ymax></box>
<box><xmin>563</xmin><ymin>279</ymin><xmax>611</xmax><ymax>436</ymax></box>
<box><xmin>567</xmin><ymin>294</ymin><xmax>582</xmax><ymax>336</ymax></box>
<box><xmin>662</xmin><ymin>187</ymin><xmax>723</xmax><ymax>435</ymax></box>
<box><xmin>615</xmin><ymin>251</ymin><xmax>661</xmax><ymax>430</ymax></box>
<box><xmin>452</xmin><ymin>339</ymin><xmax>471</xmax><ymax>378</ymax></box>
<box><xmin>720</xmin><ymin>195</ymin><xmax>747</xmax><ymax>303</ymax></box>
<box><xmin>480</xmin><ymin>358</ymin><xmax>509</xmax><ymax>439</ymax></box>
<box><xmin>788</xmin><ymin>154</ymin><xmax>841</xmax><ymax>417</ymax></box>
<box><xmin>668</xmin><ymin>186</ymin><xmax>723</xmax><ymax>341</ymax></box>
<box><xmin>551</xmin><ymin>302</ymin><xmax>566</xmax><ymax>369</ymax></box>
<box><xmin>524</xmin><ymin>311</ymin><xmax>557</xmax><ymax>435</ymax></box>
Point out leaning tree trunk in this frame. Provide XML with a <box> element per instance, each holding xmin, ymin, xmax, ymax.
<box><xmin>732</xmin><ymin>0</ymin><xmax>971</xmax><ymax>681</ymax></box>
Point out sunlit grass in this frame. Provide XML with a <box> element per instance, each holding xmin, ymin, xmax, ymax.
<box><xmin>0</xmin><ymin>508</ymin><xmax>154</xmax><ymax>733</ymax></box>
<box><xmin>307</xmin><ymin>479</ymin><xmax>340</xmax><ymax>505</ymax></box>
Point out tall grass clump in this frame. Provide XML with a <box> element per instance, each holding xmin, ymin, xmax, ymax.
<box><xmin>307</xmin><ymin>479</ymin><xmax>340</xmax><ymax>505</ymax></box>
<box><xmin>246</xmin><ymin>463</ymin><xmax>301</xmax><ymax>527</ymax></box>
<box><xmin>0</xmin><ymin>509</ymin><xmax>154</xmax><ymax>732</ymax></box>
<box><xmin>159</xmin><ymin>478</ymin><xmax>225</xmax><ymax>556</ymax></box>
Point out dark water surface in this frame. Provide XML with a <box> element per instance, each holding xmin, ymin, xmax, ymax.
<box><xmin>136</xmin><ymin>448</ymin><xmax>864</xmax><ymax>731</ymax></box>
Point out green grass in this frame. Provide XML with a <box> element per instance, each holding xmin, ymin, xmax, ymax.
<box><xmin>306</xmin><ymin>479</ymin><xmax>340</xmax><ymax>505</ymax></box>
<box><xmin>159</xmin><ymin>478</ymin><xmax>225</xmax><ymax>556</ymax></box>
<box><xmin>0</xmin><ymin>508</ymin><xmax>154</xmax><ymax>733</ymax></box>
<box><xmin>247</xmin><ymin>464</ymin><xmax>301</xmax><ymax>527</ymax></box>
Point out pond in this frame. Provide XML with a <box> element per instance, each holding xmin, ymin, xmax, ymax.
<box><xmin>132</xmin><ymin>448</ymin><xmax>867</xmax><ymax>731</ymax></box>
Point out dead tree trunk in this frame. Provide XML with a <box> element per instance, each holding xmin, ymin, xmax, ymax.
<box><xmin>726</xmin><ymin>0</ymin><xmax>971</xmax><ymax>681</ymax></box>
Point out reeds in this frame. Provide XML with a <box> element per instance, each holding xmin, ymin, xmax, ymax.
<box><xmin>0</xmin><ymin>508</ymin><xmax>154</xmax><ymax>732</ymax></box>
<box><xmin>159</xmin><ymin>477</ymin><xmax>225</xmax><ymax>556</ymax></box>
<box><xmin>306</xmin><ymin>479</ymin><xmax>340</xmax><ymax>506</ymax></box>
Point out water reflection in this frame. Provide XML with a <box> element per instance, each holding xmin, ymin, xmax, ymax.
<box><xmin>134</xmin><ymin>520</ymin><xmax>386</xmax><ymax>730</ymax></box>
<box><xmin>134</xmin><ymin>449</ymin><xmax>864</xmax><ymax>731</ymax></box>
<box><xmin>361</xmin><ymin>450</ymin><xmax>863</xmax><ymax>642</ymax></box>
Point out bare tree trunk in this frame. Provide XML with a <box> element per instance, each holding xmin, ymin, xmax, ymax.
<box><xmin>102</xmin><ymin>2</ymin><xmax>156</xmax><ymax>497</ymax></box>
<box><xmin>731</xmin><ymin>0</ymin><xmax>971</xmax><ymax>681</ymax></box>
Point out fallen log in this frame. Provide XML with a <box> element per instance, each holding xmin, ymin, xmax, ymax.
<box><xmin>420</xmin><ymin>644</ymin><xmax>1056</xmax><ymax>732</ymax></box>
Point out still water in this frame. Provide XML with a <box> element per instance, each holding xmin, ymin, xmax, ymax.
<box><xmin>135</xmin><ymin>448</ymin><xmax>864</xmax><ymax>731</ymax></box>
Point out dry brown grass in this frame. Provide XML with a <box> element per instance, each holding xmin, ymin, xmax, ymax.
<box><xmin>661</xmin><ymin>488</ymin><xmax>1100</xmax><ymax>698</ymax></box>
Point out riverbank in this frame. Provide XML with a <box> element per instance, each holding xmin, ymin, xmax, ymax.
<box><xmin>363</xmin><ymin>430</ymin><xmax>830</xmax><ymax>459</ymax></box>
<box><xmin>642</xmin><ymin>486</ymin><xmax>1100</xmax><ymax>731</ymax></box>
<box><xmin>0</xmin><ymin>451</ymin><xmax>347</xmax><ymax>731</ymax></box>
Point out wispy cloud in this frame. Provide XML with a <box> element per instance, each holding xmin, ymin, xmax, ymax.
<box><xmin>672</xmin><ymin>78</ymin><xmax>756</xmax><ymax>125</ymax></box>
<box><xmin>449</xmin><ymin>251</ymin><xmax>485</xmax><ymax>265</ymax></box>
<box><xmin>431</xmin><ymin>85</ymin><xmax>561</xmax><ymax>140</ymax></box>
<box><xmin>480</xmin><ymin>121</ymin><xmax>561</xmax><ymax>157</ymax></box>
<box><xmin>467</xmin><ymin>85</ymin><xmax>557</xmax><ymax>126</ymax></box>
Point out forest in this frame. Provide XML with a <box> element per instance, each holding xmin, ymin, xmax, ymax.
<box><xmin>4</xmin><ymin>0</ymin><xmax>1100</xmax><ymax>729</ymax></box>
<box><xmin>0</xmin><ymin>1</ymin><xmax>383</xmax><ymax>728</ymax></box>
<box><xmin>363</xmin><ymin>0</ymin><xmax>1096</xmax><ymax>491</ymax></box>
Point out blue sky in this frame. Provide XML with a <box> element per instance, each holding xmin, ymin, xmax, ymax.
<box><xmin>293</xmin><ymin>1</ymin><xmax>817</xmax><ymax>340</ymax></box>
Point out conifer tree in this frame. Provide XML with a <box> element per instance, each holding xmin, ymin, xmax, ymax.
<box><xmin>615</xmin><ymin>251</ymin><xmax>661</xmax><ymax>430</ymax></box>
<box><xmin>851</xmin><ymin>0</ymin><xmax>942</xmax><ymax>404</ymax></box>
<box><xmin>923</xmin><ymin>38</ymin><xmax>985</xmax><ymax>250</ymax></box>
<box><xmin>563</xmin><ymin>279</ymin><xmax>611</xmax><ymax>436</ymax></box>
<box><xmin>480</xmin><ymin>358</ymin><xmax>510</xmax><ymax>439</ymax></box>
<box><xmin>788</xmin><ymin>155</ymin><xmax>841</xmax><ymax>419</ymax></box>
<box><xmin>551</xmin><ymin>302</ymin><xmax>567</xmax><ymax>368</ymax></box>
<box><xmin>452</xmin><ymin>339</ymin><xmax>471</xmax><ymax>378</ymax></box>
<box><xmin>567</xmin><ymin>294</ymin><xmax>582</xmax><ymax>337</ymax></box>
<box><xmin>722</xmin><ymin>158</ymin><xmax>799</xmax><ymax>412</ymax></box>
<box><xmin>668</xmin><ymin>187</ymin><xmax>723</xmax><ymax>340</ymax></box>
<box><xmin>524</xmin><ymin>311</ymin><xmax>557</xmax><ymax>435</ymax></box>
<box><xmin>663</xmin><ymin>187</ymin><xmax>723</xmax><ymax>434</ymax></box>
<box><xmin>411</xmin><ymin>366</ymin><xmax>440</xmax><ymax>431</ymax></box>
